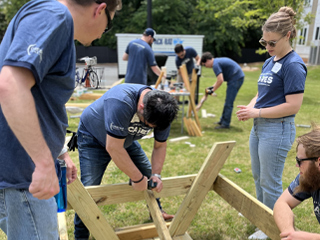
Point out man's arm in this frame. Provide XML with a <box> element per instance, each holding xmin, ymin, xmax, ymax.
<box><xmin>151</xmin><ymin>65</ymin><xmax>165</xmax><ymax>78</ymax></box>
<box><xmin>150</xmin><ymin>140</ymin><xmax>167</xmax><ymax>193</ymax></box>
<box><xmin>122</xmin><ymin>52</ymin><xmax>129</xmax><ymax>61</ymax></box>
<box><xmin>0</xmin><ymin>66</ymin><xmax>59</xmax><ymax>199</ymax></box>
<box><xmin>195</xmin><ymin>55</ymin><xmax>201</xmax><ymax>66</ymax></box>
<box><xmin>212</xmin><ymin>73</ymin><xmax>224</xmax><ymax>92</ymax></box>
<box><xmin>106</xmin><ymin>134</ymin><xmax>148</xmax><ymax>191</ymax></box>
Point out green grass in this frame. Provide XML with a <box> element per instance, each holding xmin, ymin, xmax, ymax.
<box><xmin>1</xmin><ymin>63</ymin><xmax>319</xmax><ymax>240</ymax></box>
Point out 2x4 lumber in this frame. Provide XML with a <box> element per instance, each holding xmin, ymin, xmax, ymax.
<box><xmin>190</xmin><ymin>120</ymin><xmax>202</xmax><ymax>137</ymax></box>
<box><xmin>144</xmin><ymin>190</ymin><xmax>173</xmax><ymax>240</ymax></box>
<box><xmin>155</xmin><ymin>71</ymin><xmax>165</xmax><ymax>89</ymax></box>
<box><xmin>78</xmin><ymin>93</ymin><xmax>103</xmax><ymax>100</ymax></box>
<box><xmin>57</xmin><ymin>212</ymin><xmax>69</xmax><ymax>240</ymax></box>
<box><xmin>67</xmin><ymin>175</ymin><xmax>197</xmax><ymax>210</ymax></box>
<box><xmin>116</xmin><ymin>222</ymin><xmax>171</xmax><ymax>240</ymax></box>
<box><xmin>65</xmin><ymin>102</ymin><xmax>91</xmax><ymax>108</ymax></box>
<box><xmin>169</xmin><ymin>141</ymin><xmax>236</xmax><ymax>236</ymax></box>
<box><xmin>67</xmin><ymin>177</ymin><xmax>119</xmax><ymax>240</ymax></box>
<box><xmin>188</xmin><ymin>69</ymin><xmax>198</xmax><ymax>117</ymax></box>
<box><xmin>213</xmin><ymin>174</ymin><xmax>281</xmax><ymax>240</ymax></box>
<box><xmin>179</xmin><ymin>65</ymin><xmax>201</xmax><ymax>131</ymax></box>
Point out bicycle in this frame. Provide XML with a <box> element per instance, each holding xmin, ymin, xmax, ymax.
<box><xmin>75</xmin><ymin>56</ymin><xmax>100</xmax><ymax>89</ymax></box>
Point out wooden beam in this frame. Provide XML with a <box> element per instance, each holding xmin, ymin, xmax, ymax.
<box><xmin>188</xmin><ymin>69</ymin><xmax>198</xmax><ymax>117</ymax></box>
<box><xmin>213</xmin><ymin>174</ymin><xmax>281</xmax><ymax>240</ymax></box>
<box><xmin>57</xmin><ymin>212</ymin><xmax>69</xmax><ymax>240</ymax></box>
<box><xmin>67</xmin><ymin>175</ymin><xmax>197</xmax><ymax>210</ymax></box>
<box><xmin>67</xmin><ymin>177</ymin><xmax>120</xmax><ymax>240</ymax></box>
<box><xmin>169</xmin><ymin>141</ymin><xmax>236</xmax><ymax>237</ymax></box>
<box><xmin>144</xmin><ymin>190</ymin><xmax>173</xmax><ymax>240</ymax></box>
<box><xmin>155</xmin><ymin>71</ymin><xmax>165</xmax><ymax>89</ymax></box>
<box><xmin>115</xmin><ymin>222</ymin><xmax>171</xmax><ymax>240</ymax></box>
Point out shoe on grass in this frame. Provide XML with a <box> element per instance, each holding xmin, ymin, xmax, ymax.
<box><xmin>215</xmin><ymin>124</ymin><xmax>229</xmax><ymax>129</ymax></box>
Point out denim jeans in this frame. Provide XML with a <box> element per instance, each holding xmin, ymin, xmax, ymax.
<box><xmin>249</xmin><ymin>116</ymin><xmax>295</xmax><ymax>210</ymax></box>
<box><xmin>0</xmin><ymin>188</ymin><xmax>58</xmax><ymax>240</ymax></box>
<box><xmin>220</xmin><ymin>77</ymin><xmax>244</xmax><ymax>127</ymax></box>
<box><xmin>74</xmin><ymin>131</ymin><xmax>160</xmax><ymax>239</ymax></box>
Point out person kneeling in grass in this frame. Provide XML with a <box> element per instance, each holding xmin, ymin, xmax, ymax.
<box><xmin>274</xmin><ymin>125</ymin><xmax>320</xmax><ymax>239</ymax></box>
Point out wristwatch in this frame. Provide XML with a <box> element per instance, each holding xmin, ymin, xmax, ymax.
<box><xmin>151</xmin><ymin>174</ymin><xmax>161</xmax><ymax>180</ymax></box>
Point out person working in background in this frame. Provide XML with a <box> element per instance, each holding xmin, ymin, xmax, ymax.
<box><xmin>123</xmin><ymin>28</ymin><xmax>165</xmax><ymax>85</ymax></box>
<box><xmin>0</xmin><ymin>0</ymin><xmax>122</xmax><ymax>239</ymax></box>
<box><xmin>274</xmin><ymin>125</ymin><xmax>320</xmax><ymax>239</ymax></box>
<box><xmin>198</xmin><ymin>52</ymin><xmax>244</xmax><ymax>129</ymax></box>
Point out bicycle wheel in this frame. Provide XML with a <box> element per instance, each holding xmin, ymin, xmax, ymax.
<box><xmin>89</xmin><ymin>70</ymin><xmax>99</xmax><ymax>89</ymax></box>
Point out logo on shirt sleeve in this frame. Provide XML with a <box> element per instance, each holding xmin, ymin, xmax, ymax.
<box><xmin>27</xmin><ymin>44</ymin><xmax>43</xmax><ymax>63</ymax></box>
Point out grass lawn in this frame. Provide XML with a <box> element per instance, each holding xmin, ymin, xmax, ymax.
<box><xmin>0</xmin><ymin>63</ymin><xmax>319</xmax><ymax>240</ymax></box>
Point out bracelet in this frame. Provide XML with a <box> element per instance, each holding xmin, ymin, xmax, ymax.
<box><xmin>132</xmin><ymin>175</ymin><xmax>144</xmax><ymax>183</ymax></box>
<box><xmin>259</xmin><ymin>109</ymin><xmax>262</xmax><ymax>118</ymax></box>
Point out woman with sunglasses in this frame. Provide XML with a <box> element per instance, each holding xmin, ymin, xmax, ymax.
<box><xmin>236</xmin><ymin>6</ymin><xmax>307</xmax><ymax>239</ymax></box>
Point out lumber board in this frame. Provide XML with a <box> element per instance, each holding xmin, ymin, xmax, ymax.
<box><xmin>78</xmin><ymin>93</ymin><xmax>103</xmax><ymax>100</ymax></box>
<box><xmin>67</xmin><ymin>175</ymin><xmax>197</xmax><ymax>210</ymax></box>
<box><xmin>57</xmin><ymin>212</ymin><xmax>68</xmax><ymax>240</ymax></box>
<box><xmin>190</xmin><ymin>120</ymin><xmax>202</xmax><ymax>137</ymax></box>
<box><xmin>179</xmin><ymin>65</ymin><xmax>201</xmax><ymax>130</ymax></box>
<box><xmin>65</xmin><ymin>102</ymin><xmax>91</xmax><ymax>108</ymax></box>
<box><xmin>144</xmin><ymin>190</ymin><xmax>172</xmax><ymax>240</ymax></box>
<box><xmin>201</xmin><ymin>109</ymin><xmax>207</xmax><ymax>118</ymax></box>
<box><xmin>67</xmin><ymin>178</ymin><xmax>119</xmax><ymax>240</ymax></box>
<box><xmin>213</xmin><ymin>174</ymin><xmax>280</xmax><ymax>240</ymax></box>
<box><xmin>155</xmin><ymin>71</ymin><xmax>165</xmax><ymax>89</ymax></box>
<box><xmin>169</xmin><ymin>141</ymin><xmax>236</xmax><ymax>236</ymax></box>
<box><xmin>188</xmin><ymin>69</ymin><xmax>198</xmax><ymax>117</ymax></box>
<box><xmin>115</xmin><ymin>222</ymin><xmax>171</xmax><ymax>240</ymax></box>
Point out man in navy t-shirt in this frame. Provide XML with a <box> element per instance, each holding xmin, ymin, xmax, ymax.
<box><xmin>199</xmin><ymin>52</ymin><xmax>244</xmax><ymax>129</ymax></box>
<box><xmin>74</xmin><ymin>84</ymin><xmax>179</xmax><ymax>239</ymax></box>
<box><xmin>274</xmin><ymin>126</ymin><xmax>320</xmax><ymax>239</ymax></box>
<box><xmin>174</xmin><ymin>44</ymin><xmax>200</xmax><ymax>83</ymax></box>
<box><xmin>0</xmin><ymin>0</ymin><xmax>121</xmax><ymax>239</ymax></box>
<box><xmin>123</xmin><ymin>28</ymin><xmax>164</xmax><ymax>85</ymax></box>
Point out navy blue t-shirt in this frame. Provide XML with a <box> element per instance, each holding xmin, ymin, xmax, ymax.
<box><xmin>124</xmin><ymin>39</ymin><xmax>157</xmax><ymax>85</ymax></box>
<box><xmin>255</xmin><ymin>51</ymin><xmax>306</xmax><ymax>110</ymax></box>
<box><xmin>78</xmin><ymin>84</ymin><xmax>171</xmax><ymax>149</ymax></box>
<box><xmin>0</xmin><ymin>0</ymin><xmax>75</xmax><ymax>189</ymax></box>
<box><xmin>288</xmin><ymin>174</ymin><xmax>320</xmax><ymax>224</ymax></box>
<box><xmin>175</xmin><ymin>47</ymin><xmax>198</xmax><ymax>74</ymax></box>
<box><xmin>212</xmin><ymin>57</ymin><xmax>245</xmax><ymax>82</ymax></box>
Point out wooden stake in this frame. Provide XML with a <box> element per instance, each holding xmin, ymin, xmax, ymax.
<box><xmin>155</xmin><ymin>71</ymin><xmax>165</xmax><ymax>89</ymax></box>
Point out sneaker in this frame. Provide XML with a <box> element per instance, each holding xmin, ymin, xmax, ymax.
<box><xmin>214</xmin><ymin>121</ymin><xmax>221</xmax><ymax>125</ymax></box>
<box><xmin>215</xmin><ymin>124</ymin><xmax>229</xmax><ymax>129</ymax></box>
<box><xmin>248</xmin><ymin>229</ymin><xmax>268</xmax><ymax>240</ymax></box>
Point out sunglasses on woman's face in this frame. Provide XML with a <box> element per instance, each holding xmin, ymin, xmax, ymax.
<box><xmin>259</xmin><ymin>35</ymin><xmax>285</xmax><ymax>48</ymax></box>
<box><xmin>295</xmin><ymin>156</ymin><xmax>318</xmax><ymax>167</ymax></box>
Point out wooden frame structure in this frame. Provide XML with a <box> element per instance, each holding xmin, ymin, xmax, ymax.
<box><xmin>63</xmin><ymin>142</ymin><xmax>281</xmax><ymax>240</ymax></box>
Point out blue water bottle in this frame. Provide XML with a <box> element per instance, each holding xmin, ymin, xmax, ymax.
<box><xmin>54</xmin><ymin>159</ymin><xmax>67</xmax><ymax>212</ymax></box>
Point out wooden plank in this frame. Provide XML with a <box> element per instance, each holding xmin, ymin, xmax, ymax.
<box><xmin>201</xmin><ymin>109</ymin><xmax>207</xmax><ymax>118</ymax></box>
<box><xmin>65</xmin><ymin>102</ymin><xmax>91</xmax><ymax>108</ymax></box>
<box><xmin>57</xmin><ymin>212</ymin><xmax>69</xmax><ymax>240</ymax></box>
<box><xmin>115</xmin><ymin>222</ymin><xmax>171</xmax><ymax>240</ymax></box>
<box><xmin>213</xmin><ymin>174</ymin><xmax>280</xmax><ymax>240</ymax></box>
<box><xmin>169</xmin><ymin>136</ymin><xmax>190</xmax><ymax>143</ymax></box>
<box><xmin>188</xmin><ymin>69</ymin><xmax>198</xmax><ymax>117</ymax></box>
<box><xmin>186</xmin><ymin>118</ymin><xmax>195</xmax><ymax>136</ymax></box>
<box><xmin>67</xmin><ymin>177</ymin><xmax>119</xmax><ymax>240</ymax></box>
<box><xmin>169</xmin><ymin>141</ymin><xmax>236</xmax><ymax>237</ymax></box>
<box><xmin>78</xmin><ymin>93</ymin><xmax>103</xmax><ymax>100</ymax></box>
<box><xmin>144</xmin><ymin>190</ymin><xmax>173</xmax><ymax>240</ymax></box>
<box><xmin>155</xmin><ymin>71</ymin><xmax>165</xmax><ymax>89</ymax></box>
<box><xmin>173</xmin><ymin>232</ymin><xmax>193</xmax><ymax>240</ymax></box>
<box><xmin>67</xmin><ymin>175</ymin><xmax>197</xmax><ymax>210</ymax></box>
<box><xmin>190</xmin><ymin>120</ymin><xmax>202</xmax><ymax>137</ymax></box>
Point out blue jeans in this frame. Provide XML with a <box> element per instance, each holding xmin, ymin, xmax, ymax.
<box><xmin>0</xmin><ymin>188</ymin><xmax>58</xmax><ymax>240</ymax></box>
<box><xmin>74</xmin><ymin>131</ymin><xmax>161</xmax><ymax>239</ymax></box>
<box><xmin>249</xmin><ymin>117</ymin><xmax>295</xmax><ymax>210</ymax></box>
<box><xmin>220</xmin><ymin>77</ymin><xmax>244</xmax><ymax>127</ymax></box>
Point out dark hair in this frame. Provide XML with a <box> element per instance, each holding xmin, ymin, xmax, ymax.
<box><xmin>143</xmin><ymin>90</ymin><xmax>179</xmax><ymax>131</ymax></box>
<box><xmin>74</xmin><ymin>0</ymin><xmax>122</xmax><ymax>12</ymax></box>
<box><xmin>201</xmin><ymin>52</ymin><xmax>213</xmax><ymax>63</ymax></box>
<box><xmin>262</xmin><ymin>6</ymin><xmax>297</xmax><ymax>39</ymax></box>
<box><xmin>174</xmin><ymin>44</ymin><xmax>184</xmax><ymax>54</ymax></box>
